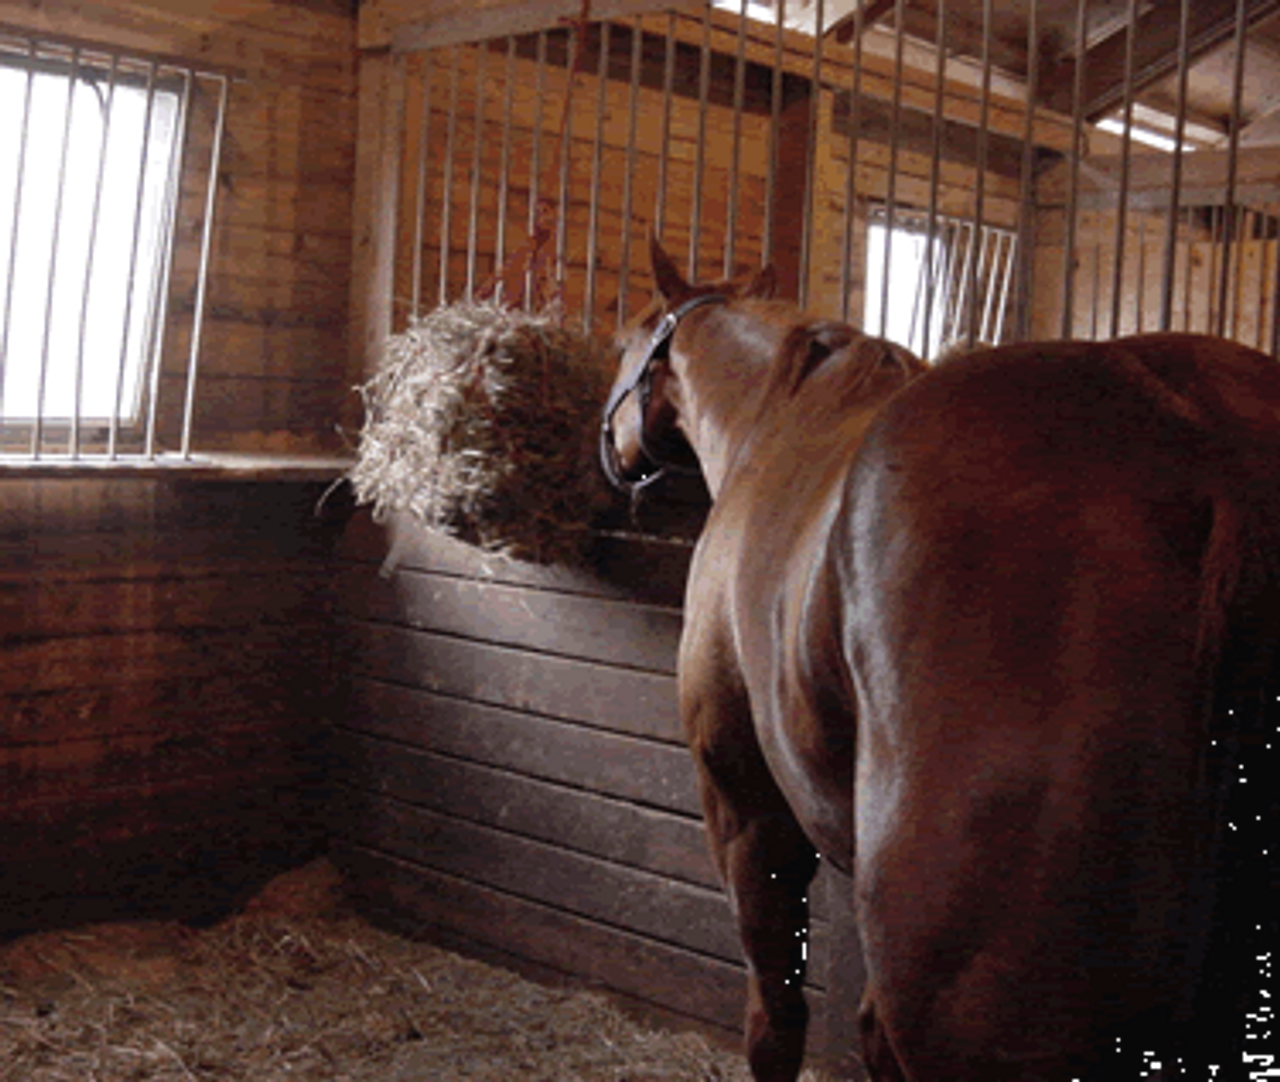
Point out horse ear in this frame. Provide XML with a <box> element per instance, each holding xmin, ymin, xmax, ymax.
<box><xmin>742</xmin><ymin>264</ymin><xmax>777</xmax><ymax>300</ymax></box>
<box><xmin>650</xmin><ymin>235</ymin><xmax>690</xmax><ymax>301</ymax></box>
<box><xmin>781</xmin><ymin>321</ymin><xmax>856</xmax><ymax>395</ymax></box>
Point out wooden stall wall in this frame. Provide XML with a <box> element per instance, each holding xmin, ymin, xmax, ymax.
<box><xmin>330</xmin><ymin>510</ymin><xmax>866</xmax><ymax>1075</ymax></box>
<box><xmin>1</xmin><ymin>0</ymin><xmax>362</xmax><ymax>454</ymax></box>
<box><xmin>1</xmin><ymin>476</ymin><xmax>348</xmax><ymax>937</ymax></box>
<box><xmin>1</xmin><ymin>0</ymin><xmax>360</xmax><ymax>936</ymax></box>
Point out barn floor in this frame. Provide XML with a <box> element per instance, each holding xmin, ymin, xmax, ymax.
<box><xmin>0</xmin><ymin>859</ymin><xmax>838</xmax><ymax>1081</ymax></box>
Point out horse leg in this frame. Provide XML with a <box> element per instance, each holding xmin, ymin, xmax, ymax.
<box><xmin>696</xmin><ymin>758</ymin><xmax>819</xmax><ymax>1082</ymax></box>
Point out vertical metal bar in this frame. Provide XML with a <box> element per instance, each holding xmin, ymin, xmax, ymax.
<box><xmin>1217</xmin><ymin>0</ymin><xmax>1247</xmax><ymax>338</ymax></box>
<box><xmin>438</xmin><ymin>46</ymin><xmax>461</xmax><ymax>307</ymax></box>
<box><xmin>654</xmin><ymin>13</ymin><xmax>676</xmax><ymax>241</ymax></box>
<box><xmin>71</xmin><ymin>56</ymin><xmax>119</xmax><ymax>459</ymax></box>
<box><xmin>879</xmin><ymin>0</ymin><xmax>904</xmax><ymax>336</ymax></box>
<box><xmin>33</xmin><ymin>47</ymin><xmax>81</xmax><ymax>459</ymax></box>
<box><xmin>1271</xmin><ymin>219</ymin><xmax>1280</xmax><ymax>357</ymax></box>
<box><xmin>1231</xmin><ymin>207</ymin><xmax>1247</xmax><ymax>340</ymax></box>
<box><xmin>725</xmin><ymin>0</ymin><xmax>749</xmax><ymax>279</ymax></box>
<box><xmin>690</xmin><ymin>1</ymin><xmax>712</xmax><ymax>282</ymax></box>
<box><xmin>979</xmin><ymin>230</ymin><xmax>1002</xmax><ymax>343</ymax></box>
<box><xmin>1183</xmin><ymin>205</ymin><xmax>1195</xmax><ymax>333</ymax></box>
<box><xmin>920</xmin><ymin>0</ymin><xmax>946</xmax><ymax>351</ymax></box>
<box><xmin>1061</xmin><ymin>0</ymin><xmax>1087</xmax><ymax>339</ymax></box>
<box><xmin>993</xmin><ymin>232</ymin><xmax>1018</xmax><ymax>344</ymax></box>
<box><xmin>0</xmin><ymin>42</ymin><xmax>37</xmax><ymax>427</ymax></box>
<box><xmin>951</xmin><ymin>221</ymin><xmax>976</xmax><ymax>345</ymax></box>
<box><xmin>584</xmin><ymin>21</ymin><xmax>609</xmax><ymax>332</ymax></box>
<box><xmin>465</xmin><ymin>43</ymin><xmax>488</xmax><ymax>302</ymax></box>
<box><xmin>966</xmin><ymin>0</ymin><xmax>992</xmax><ymax>348</ymax></box>
<box><xmin>1208</xmin><ymin>204</ymin><xmax>1222</xmax><ymax>334</ymax></box>
<box><xmin>1134</xmin><ymin>217</ymin><xmax>1147</xmax><ymax>334</ymax></box>
<box><xmin>973</xmin><ymin>226</ymin><xmax>994</xmax><ymax>342</ymax></box>
<box><xmin>799</xmin><ymin>0</ymin><xmax>823</xmax><ymax>310</ymax></box>
<box><xmin>179</xmin><ymin>75</ymin><xmax>229</xmax><ymax>459</ymax></box>
<box><xmin>495</xmin><ymin>37</ymin><xmax>515</xmax><ymax>288</ymax></box>
<box><xmin>1090</xmin><ymin>242</ymin><xmax>1102</xmax><ymax>339</ymax></box>
<box><xmin>410</xmin><ymin>52</ymin><xmax>433</xmax><ymax>320</ymax></box>
<box><xmin>133</xmin><ymin>66</ymin><xmax>166</xmax><ymax>458</ymax></box>
<box><xmin>526</xmin><ymin>31</ymin><xmax>547</xmax><ymax>311</ymax></box>
<box><xmin>617</xmin><ymin>16</ymin><xmax>642</xmax><ymax>330</ymax></box>
<box><xmin>1159</xmin><ymin>0</ymin><xmax>1191</xmax><ymax>331</ymax></box>
<box><xmin>1257</xmin><ymin>214</ymin><xmax>1270</xmax><ymax>352</ymax></box>
<box><xmin>554</xmin><ymin>22</ymin><xmax>577</xmax><ymax>298</ymax></box>
<box><xmin>839</xmin><ymin>0</ymin><xmax>864</xmax><ymax>323</ymax></box>
<box><xmin>764</xmin><ymin>0</ymin><xmax>784</xmax><ymax>267</ymax></box>
<box><xmin>1109</xmin><ymin>0</ymin><xmax>1138</xmax><ymax>340</ymax></box>
<box><xmin>1015</xmin><ymin>0</ymin><xmax>1038</xmax><ymax>342</ymax></box>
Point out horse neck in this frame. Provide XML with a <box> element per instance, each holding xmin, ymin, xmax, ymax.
<box><xmin>671</xmin><ymin>306</ymin><xmax>783</xmax><ymax>500</ymax></box>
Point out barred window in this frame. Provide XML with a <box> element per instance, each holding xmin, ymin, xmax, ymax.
<box><xmin>0</xmin><ymin>30</ymin><xmax>228</xmax><ymax>461</ymax></box>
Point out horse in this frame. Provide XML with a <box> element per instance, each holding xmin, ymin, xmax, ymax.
<box><xmin>599</xmin><ymin>237</ymin><xmax>1280</xmax><ymax>1081</ymax></box>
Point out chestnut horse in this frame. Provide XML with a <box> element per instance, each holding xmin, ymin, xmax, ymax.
<box><xmin>600</xmin><ymin>239</ymin><xmax>1280</xmax><ymax>1081</ymax></box>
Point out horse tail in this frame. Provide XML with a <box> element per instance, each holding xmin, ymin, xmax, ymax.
<box><xmin>1181</xmin><ymin>480</ymin><xmax>1280</xmax><ymax>1079</ymax></box>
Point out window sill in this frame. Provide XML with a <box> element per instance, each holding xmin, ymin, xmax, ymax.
<box><xmin>0</xmin><ymin>453</ymin><xmax>355</xmax><ymax>482</ymax></box>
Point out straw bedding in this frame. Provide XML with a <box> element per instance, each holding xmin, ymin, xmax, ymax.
<box><xmin>350</xmin><ymin>304</ymin><xmax>617</xmax><ymax>568</ymax></box>
<box><xmin>0</xmin><ymin>860</ymin><xmax>838</xmax><ymax>1081</ymax></box>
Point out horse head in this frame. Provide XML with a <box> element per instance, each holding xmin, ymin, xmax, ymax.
<box><xmin>599</xmin><ymin>237</ymin><xmax>777</xmax><ymax>494</ymax></box>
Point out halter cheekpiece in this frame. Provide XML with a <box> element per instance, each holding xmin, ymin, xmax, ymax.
<box><xmin>599</xmin><ymin>292</ymin><xmax>727</xmax><ymax>493</ymax></box>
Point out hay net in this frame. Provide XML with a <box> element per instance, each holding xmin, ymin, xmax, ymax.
<box><xmin>349</xmin><ymin>302</ymin><xmax>615</xmax><ymax>567</ymax></box>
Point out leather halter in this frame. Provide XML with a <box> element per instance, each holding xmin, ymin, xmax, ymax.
<box><xmin>599</xmin><ymin>292</ymin><xmax>727</xmax><ymax>494</ymax></box>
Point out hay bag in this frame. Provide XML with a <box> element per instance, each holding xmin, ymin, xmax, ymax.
<box><xmin>350</xmin><ymin>303</ymin><xmax>615</xmax><ymax>567</ymax></box>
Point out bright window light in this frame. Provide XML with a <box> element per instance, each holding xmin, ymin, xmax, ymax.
<box><xmin>0</xmin><ymin>58</ymin><xmax>181</xmax><ymax>424</ymax></box>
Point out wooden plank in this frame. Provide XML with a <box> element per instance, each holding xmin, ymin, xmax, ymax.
<box><xmin>0</xmin><ymin>569</ymin><xmax>333</xmax><ymax>643</ymax></box>
<box><xmin>338</xmin><ymin>510</ymin><xmax>697</xmax><ymax>606</ymax></box>
<box><xmin>335</xmin><ymin>841</ymin><xmax>753</xmax><ymax>1032</ymax></box>
<box><xmin>337</xmin><ymin>564</ymin><xmax>681</xmax><ymax>673</ymax></box>
<box><xmin>345</xmin><ymin>619</ymin><xmax>683</xmax><ymax>740</ymax></box>
<box><xmin>341</xmin><ymin>681</ymin><xmax>698</xmax><ymax>809</ymax></box>
<box><xmin>3</xmin><ymin>671</ymin><xmax>336</xmax><ymax>748</ymax></box>
<box><xmin>0</xmin><ymin>623</ymin><xmax>330</xmax><ymax>696</ymax></box>
<box><xmin>332</xmin><ymin>741</ymin><xmax>717</xmax><ymax>888</ymax></box>
<box><xmin>339</xmin><ymin>792</ymin><xmax>752</xmax><ymax>966</ymax></box>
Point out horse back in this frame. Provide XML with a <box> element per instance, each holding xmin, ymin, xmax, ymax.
<box><xmin>845</xmin><ymin>334</ymin><xmax>1280</xmax><ymax>1077</ymax></box>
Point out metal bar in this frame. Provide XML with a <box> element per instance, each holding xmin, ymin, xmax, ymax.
<box><xmin>878</xmin><ymin>0</ymin><xmax>904</xmax><ymax>336</ymax></box>
<box><xmin>1159</xmin><ymin>0</ymin><xmax>1191</xmax><ymax>331</ymax></box>
<box><xmin>1090</xmin><ymin>242</ymin><xmax>1102</xmax><ymax>339</ymax></box>
<box><xmin>654</xmin><ymin>13</ymin><xmax>675</xmax><ymax>241</ymax></box>
<box><xmin>585</xmin><ymin>21</ymin><xmax>609</xmax><ymax>332</ymax></box>
<box><xmin>33</xmin><ymin>47</ymin><xmax>81</xmax><ymax>458</ymax></box>
<box><xmin>1272</xmin><ymin>219</ymin><xmax>1280</xmax><ymax>357</ymax></box>
<box><xmin>0</xmin><ymin>42</ymin><xmax>36</xmax><ymax>426</ymax></box>
<box><xmin>799</xmin><ymin>0</ymin><xmax>824</xmax><ymax>310</ymax></box>
<box><xmin>993</xmin><ymin>232</ymin><xmax>1018</xmax><ymax>344</ymax></box>
<box><xmin>438</xmin><ymin>46</ymin><xmax>461</xmax><ymax>307</ymax></box>
<box><xmin>1257</xmin><ymin>213</ymin><xmax>1270</xmax><ymax>352</ymax></box>
<box><xmin>465</xmin><ymin>42</ymin><xmax>487</xmax><ymax>301</ymax></box>
<box><xmin>1208</xmin><ymin>204</ymin><xmax>1221</xmax><ymax>334</ymax></box>
<box><xmin>724</xmin><ymin>0</ymin><xmax>749</xmax><ymax>279</ymax></box>
<box><xmin>71</xmin><ymin>55</ymin><xmax>120</xmax><ymax>458</ymax></box>
<box><xmin>178</xmin><ymin>74</ymin><xmax>229</xmax><ymax>460</ymax></box>
<box><xmin>764</xmin><ymin>0</ymin><xmax>784</xmax><ymax>267</ymax></box>
<box><xmin>950</xmin><ymin>221</ymin><xmax>976</xmax><ymax>346</ymax></box>
<box><xmin>1061</xmin><ymin>0</ymin><xmax>1087</xmax><ymax>339</ymax></box>
<box><xmin>979</xmin><ymin>230</ymin><xmax>1002</xmax><ymax>343</ymax></box>
<box><xmin>1108</xmin><ymin>0</ymin><xmax>1138</xmax><ymax>340</ymax></box>
<box><xmin>1015</xmin><ymin>0</ymin><xmax>1038</xmax><ymax>342</ymax></box>
<box><xmin>966</xmin><ymin>0</ymin><xmax>992</xmax><ymax>348</ymax></box>
<box><xmin>495</xmin><ymin>37</ymin><xmax>515</xmax><ymax>290</ymax></box>
<box><xmin>617</xmin><ymin>16</ymin><xmax>642</xmax><ymax>330</ymax></box>
<box><xmin>1183</xmin><ymin>205</ymin><xmax>1195</xmax><ymax>333</ymax></box>
<box><xmin>1134</xmin><ymin>217</ymin><xmax>1147</xmax><ymax>334</ymax></box>
<box><xmin>839</xmin><ymin>0</ymin><xmax>864</xmax><ymax>323</ymax></box>
<box><xmin>526</xmin><ymin>31</ymin><xmax>547</xmax><ymax>311</ymax></box>
<box><xmin>554</xmin><ymin>23</ymin><xmax>576</xmax><ymax>298</ymax></box>
<box><xmin>1217</xmin><ymin>0</ymin><xmax>1247</xmax><ymax>338</ymax></box>
<box><xmin>410</xmin><ymin>52</ymin><xmax>433</xmax><ymax>320</ymax></box>
<box><xmin>136</xmin><ymin>65</ymin><xmax>168</xmax><ymax>458</ymax></box>
<box><xmin>973</xmin><ymin>226</ymin><xmax>994</xmax><ymax>343</ymax></box>
<box><xmin>919</xmin><ymin>0</ymin><xmax>945</xmax><ymax>351</ymax></box>
<box><xmin>690</xmin><ymin>1</ymin><xmax>712</xmax><ymax>282</ymax></box>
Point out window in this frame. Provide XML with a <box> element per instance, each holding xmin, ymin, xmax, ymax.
<box><xmin>864</xmin><ymin>208</ymin><xmax>1018</xmax><ymax>360</ymax></box>
<box><xmin>0</xmin><ymin>30</ymin><xmax>229</xmax><ymax>461</ymax></box>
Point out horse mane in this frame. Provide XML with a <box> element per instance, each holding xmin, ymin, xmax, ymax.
<box><xmin>772</xmin><ymin>316</ymin><xmax>925</xmax><ymax>398</ymax></box>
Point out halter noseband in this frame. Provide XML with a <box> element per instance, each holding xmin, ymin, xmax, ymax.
<box><xmin>599</xmin><ymin>292</ymin><xmax>727</xmax><ymax>494</ymax></box>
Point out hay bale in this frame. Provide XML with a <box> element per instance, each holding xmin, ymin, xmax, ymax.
<box><xmin>350</xmin><ymin>303</ymin><xmax>615</xmax><ymax>567</ymax></box>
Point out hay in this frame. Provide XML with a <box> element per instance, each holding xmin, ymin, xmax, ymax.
<box><xmin>349</xmin><ymin>303</ymin><xmax>616</xmax><ymax>567</ymax></box>
<box><xmin>0</xmin><ymin>860</ymin><xmax>842</xmax><ymax>1081</ymax></box>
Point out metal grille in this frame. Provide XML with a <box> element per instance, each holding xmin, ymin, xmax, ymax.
<box><xmin>381</xmin><ymin>1</ymin><xmax>1278</xmax><ymax>361</ymax></box>
<box><xmin>0</xmin><ymin>26</ymin><xmax>231</xmax><ymax>462</ymax></box>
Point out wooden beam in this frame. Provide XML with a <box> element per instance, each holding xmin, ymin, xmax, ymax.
<box><xmin>1040</xmin><ymin>0</ymin><xmax>1280</xmax><ymax>120</ymax></box>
